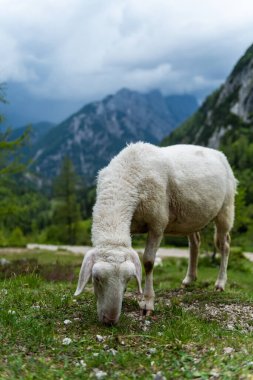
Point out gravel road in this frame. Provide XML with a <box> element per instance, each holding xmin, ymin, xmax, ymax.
<box><xmin>0</xmin><ymin>244</ymin><xmax>252</xmax><ymax>262</ymax></box>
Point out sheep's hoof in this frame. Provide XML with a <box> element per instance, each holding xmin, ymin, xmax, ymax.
<box><xmin>215</xmin><ymin>281</ymin><xmax>226</xmax><ymax>291</ymax></box>
<box><xmin>215</xmin><ymin>285</ymin><xmax>225</xmax><ymax>292</ymax></box>
<box><xmin>139</xmin><ymin>299</ymin><xmax>154</xmax><ymax>316</ymax></box>
<box><xmin>181</xmin><ymin>276</ymin><xmax>197</xmax><ymax>288</ymax></box>
<box><xmin>140</xmin><ymin>309</ymin><xmax>153</xmax><ymax>317</ymax></box>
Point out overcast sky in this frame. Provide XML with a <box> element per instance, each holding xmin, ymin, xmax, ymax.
<box><xmin>0</xmin><ymin>0</ymin><xmax>253</xmax><ymax>123</ymax></box>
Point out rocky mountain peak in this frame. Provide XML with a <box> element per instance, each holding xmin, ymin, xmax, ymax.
<box><xmin>29</xmin><ymin>88</ymin><xmax>197</xmax><ymax>183</ymax></box>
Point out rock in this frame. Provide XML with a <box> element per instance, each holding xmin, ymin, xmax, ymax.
<box><xmin>153</xmin><ymin>371</ymin><xmax>167</xmax><ymax>380</ymax></box>
<box><xmin>96</xmin><ymin>335</ymin><xmax>104</xmax><ymax>342</ymax></box>
<box><xmin>223</xmin><ymin>347</ymin><xmax>234</xmax><ymax>354</ymax></box>
<box><xmin>94</xmin><ymin>369</ymin><xmax>107</xmax><ymax>379</ymax></box>
<box><xmin>64</xmin><ymin>319</ymin><xmax>72</xmax><ymax>325</ymax></box>
<box><xmin>0</xmin><ymin>258</ymin><xmax>11</xmax><ymax>266</ymax></box>
<box><xmin>62</xmin><ymin>337</ymin><xmax>72</xmax><ymax>345</ymax></box>
<box><xmin>147</xmin><ymin>348</ymin><xmax>157</xmax><ymax>355</ymax></box>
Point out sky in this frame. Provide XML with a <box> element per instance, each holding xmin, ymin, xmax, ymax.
<box><xmin>0</xmin><ymin>0</ymin><xmax>253</xmax><ymax>125</ymax></box>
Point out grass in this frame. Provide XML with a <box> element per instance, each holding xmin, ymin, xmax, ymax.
<box><xmin>1</xmin><ymin>249</ymin><xmax>253</xmax><ymax>379</ymax></box>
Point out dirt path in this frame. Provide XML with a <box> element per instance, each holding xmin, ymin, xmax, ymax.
<box><xmin>1</xmin><ymin>244</ymin><xmax>253</xmax><ymax>262</ymax></box>
<box><xmin>25</xmin><ymin>244</ymin><xmax>190</xmax><ymax>258</ymax></box>
<box><xmin>25</xmin><ymin>244</ymin><xmax>253</xmax><ymax>262</ymax></box>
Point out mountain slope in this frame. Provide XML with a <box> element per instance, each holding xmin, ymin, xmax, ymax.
<box><xmin>10</xmin><ymin>121</ymin><xmax>55</xmax><ymax>142</ymax></box>
<box><xmin>30</xmin><ymin>89</ymin><xmax>197</xmax><ymax>183</ymax></box>
<box><xmin>161</xmin><ymin>43</ymin><xmax>253</xmax><ymax>246</ymax></box>
<box><xmin>162</xmin><ymin>44</ymin><xmax>253</xmax><ymax>149</ymax></box>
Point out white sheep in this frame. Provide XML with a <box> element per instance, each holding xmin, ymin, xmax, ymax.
<box><xmin>75</xmin><ymin>142</ymin><xmax>237</xmax><ymax>325</ymax></box>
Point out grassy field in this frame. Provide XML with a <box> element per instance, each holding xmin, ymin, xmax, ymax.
<box><xmin>1</xmin><ymin>249</ymin><xmax>253</xmax><ymax>379</ymax></box>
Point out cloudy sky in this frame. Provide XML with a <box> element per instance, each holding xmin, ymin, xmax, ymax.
<box><xmin>0</xmin><ymin>0</ymin><xmax>253</xmax><ymax>125</ymax></box>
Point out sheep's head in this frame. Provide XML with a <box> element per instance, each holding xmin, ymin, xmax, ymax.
<box><xmin>74</xmin><ymin>248</ymin><xmax>142</xmax><ymax>325</ymax></box>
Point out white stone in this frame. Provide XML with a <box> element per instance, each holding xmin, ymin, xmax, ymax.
<box><xmin>96</xmin><ymin>334</ymin><xmax>104</xmax><ymax>342</ymax></box>
<box><xmin>223</xmin><ymin>347</ymin><xmax>234</xmax><ymax>354</ymax></box>
<box><xmin>94</xmin><ymin>369</ymin><xmax>107</xmax><ymax>379</ymax></box>
<box><xmin>108</xmin><ymin>348</ymin><xmax>117</xmax><ymax>356</ymax></box>
<box><xmin>62</xmin><ymin>337</ymin><xmax>72</xmax><ymax>345</ymax></box>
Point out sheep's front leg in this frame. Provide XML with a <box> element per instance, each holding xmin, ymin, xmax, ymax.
<box><xmin>182</xmin><ymin>232</ymin><xmax>200</xmax><ymax>287</ymax></box>
<box><xmin>139</xmin><ymin>231</ymin><xmax>162</xmax><ymax>316</ymax></box>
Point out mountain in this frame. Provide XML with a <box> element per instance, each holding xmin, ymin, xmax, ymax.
<box><xmin>8</xmin><ymin>122</ymin><xmax>55</xmax><ymax>159</ymax></box>
<box><xmin>10</xmin><ymin>121</ymin><xmax>55</xmax><ymax>142</ymax></box>
<box><xmin>161</xmin><ymin>43</ymin><xmax>253</xmax><ymax>246</ymax></box>
<box><xmin>162</xmin><ymin>44</ymin><xmax>253</xmax><ymax>149</ymax></box>
<box><xmin>30</xmin><ymin>89</ymin><xmax>197</xmax><ymax>183</ymax></box>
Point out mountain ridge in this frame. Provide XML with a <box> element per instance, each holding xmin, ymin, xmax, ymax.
<box><xmin>29</xmin><ymin>88</ymin><xmax>197</xmax><ymax>183</ymax></box>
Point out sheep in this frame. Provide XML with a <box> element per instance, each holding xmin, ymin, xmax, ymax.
<box><xmin>75</xmin><ymin>142</ymin><xmax>237</xmax><ymax>325</ymax></box>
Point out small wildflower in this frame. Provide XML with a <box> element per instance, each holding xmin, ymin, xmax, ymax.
<box><xmin>1</xmin><ymin>289</ymin><xmax>8</xmax><ymax>295</ymax></box>
<box><xmin>31</xmin><ymin>305</ymin><xmax>40</xmax><ymax>310</ymax></box>
<box><xmin>76</xmin><ymin>360</ymin><xmax>86</xmax><ymax>368</ymax></box>
<box><xmin>62</xmin><ymin>337</ymin><xmax>72</xmax><ymax>345</ymax></box>
<box><xmin>8</xmin><ymin>310</ymin><xmax>16</xmax><ymax>315</ymax></box>
<box><xmin>80</xmin><ymin>360</ymin><xmax>86</xmax><ymax>368</ymax></box>
<box><xmin>93</xmin><ymin>353</ymin><xmax>99</xmax><ymax>357</ymax></box>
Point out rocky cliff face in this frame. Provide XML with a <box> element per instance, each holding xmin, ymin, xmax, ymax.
<box><xmin>162</xmin><ymin>44</ymin><xmax>253</xmax><ymax>149</ymax></box>
<box><xmin>30</xmin><ymin>89</ymin><xmax>197</xmax><ymax>183</ymax></box>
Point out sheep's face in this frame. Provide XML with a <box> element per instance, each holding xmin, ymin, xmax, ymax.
<box><xmin>92</xmin><ymin>261</ymin><xmax>136</xmax><ymax>325</ymax></box>
<box><xmin>74</xmin><ymin>248</ymin><xmax>142</xmax><ymax>325</ymax></box>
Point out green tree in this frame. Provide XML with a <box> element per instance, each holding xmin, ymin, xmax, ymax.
<box><xmin>0</xmin><ymin>85</ymin><xmax>30</xmax><ymax>175</ymax></box>
<box><xmin>0</xmin><ymin>84</ymin><xmax>37</xmax><ymax>246</ymax></box>
<box><xmin>53</xmin><ymin>157</ymin><xmax>81</xmax><ymax>244</ymax></box>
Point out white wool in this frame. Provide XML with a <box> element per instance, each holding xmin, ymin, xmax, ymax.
<box><xmin>76</xmin><ymin>142</ymin><xmax>237</xmax><ymax>324</ymax></box>
<box><xmin>92</xmin><ymin>142</ymin><xmax>236</xmax><ymax>246</ymax></box>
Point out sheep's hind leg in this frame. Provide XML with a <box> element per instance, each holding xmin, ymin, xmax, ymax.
<box><xmin>182</xmin><ymin>232</ymin><xmax>200</xmax><ymax>287</ymax></box>
<box><xmin>214</xmin><ymin>232</ymin><xmax>231</xmax><ymax>291</ymax></box>
<box><xmin>214</xmin><ymin>202</ymin><xmax>233</xmax><ymax>291</ymax></box>
<box><xmin>139</xmin><ymin>231</ymin><xmax>162</xmax><ymax>316</ymax></box>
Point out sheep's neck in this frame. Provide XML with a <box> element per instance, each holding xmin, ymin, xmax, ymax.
<box><xmin>92</xmin><ymin>183</ymin><xmax>138</xmax><ymax>248</ymax></box>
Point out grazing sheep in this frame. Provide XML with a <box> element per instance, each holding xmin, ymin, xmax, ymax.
<box><xmin>75</xmin><ymin>142</ymin><xmax>237</xmax><ymax>325</ymax></box>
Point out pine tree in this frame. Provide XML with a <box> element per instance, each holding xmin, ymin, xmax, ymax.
<box><xmin>0</xmin><ymin>85</ymin><xmax>30</xmax><ymax>175</ymax></box>
<box><xmin>0</xmin><ymin>85</ymin><xmax>31</xmax><ymax>243</ymax></box>
<box><xmin>53</xmin><ymin>157</ymin><xmax>81</xmax><ymax>244</ymax></box>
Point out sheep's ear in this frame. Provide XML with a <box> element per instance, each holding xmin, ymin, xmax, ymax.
<box><xmin>130</xmin><ymin>250</ymin><xmax>143</xmax><ymax>294</ymax></box>
<box><xmin>74</xmin><ymin>250</ymin><xmax>96</xmax><ymax>296</ymax></box>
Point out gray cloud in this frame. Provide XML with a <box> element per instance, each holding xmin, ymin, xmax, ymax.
<box><xmin>0</xmin><ymin>0</ymin><xmax>253</xmax><ymax>106</ymax></box>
